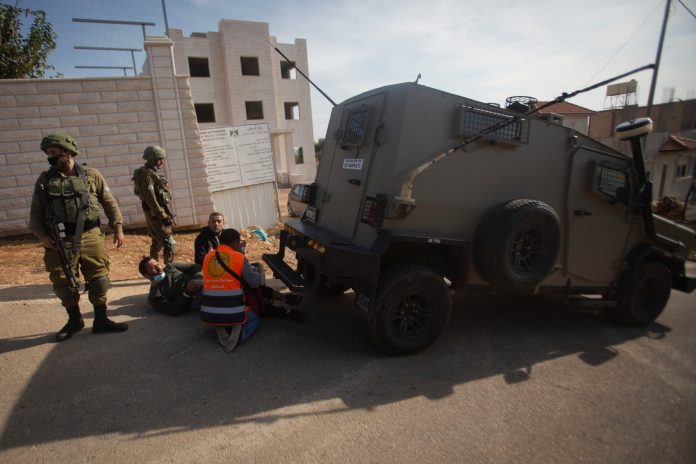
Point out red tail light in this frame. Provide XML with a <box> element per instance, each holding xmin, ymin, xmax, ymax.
<box><xmin>300</xmin><ymin>183</ymin><xmax>317</xmax><ymax>205</ymax></box>
<box><xmin>361</xmin><ymin>195</ymin><xmax>387</xmax><ymax>228</ymax></box>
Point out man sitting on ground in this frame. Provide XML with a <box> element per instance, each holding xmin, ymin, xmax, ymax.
<box><xmin>138</xmin><ymin>257</ymin><xmax>203</xmax><ymax>316</ymax></box>
<box><xmin>194</xmin><ymin>211</ymin><xmax>225</xmax><ymax>266</ymax></box>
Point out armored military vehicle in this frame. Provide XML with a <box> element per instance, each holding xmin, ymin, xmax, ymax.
<box><xmin>264</xmin><ymin>82</ymin><xmax>696</xmax><ymax>354</ymax></box>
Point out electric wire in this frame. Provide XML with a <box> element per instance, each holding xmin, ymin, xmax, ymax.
<box><xmin>583</xmin><ymin>0</ymin><xmax>663</xmax><ymax>85</ymax></box>
<box><xmin>677</xmin><ymin>0</ymin><xmax>696</xmax><ymax>20</ymax></box>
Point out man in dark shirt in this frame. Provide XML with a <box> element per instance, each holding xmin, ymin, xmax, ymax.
<box><xmin>138</xmin><ymin>257</ymin><xmax>203</xmax><ymax>316</ymax></box>
<box><xmin>194</xmin><ymin>212</ymin><xmax>225</xmax><ymax>265</ymax></box>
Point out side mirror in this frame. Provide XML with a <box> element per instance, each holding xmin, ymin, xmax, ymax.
<box><xmin>684</xmin><ymin>186</ymin><xmax>696</xmax><ymax>223</ymax></box>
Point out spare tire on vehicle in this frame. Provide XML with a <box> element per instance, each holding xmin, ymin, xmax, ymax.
<box><xmin>474</xmin><ymin>199</ymin><xmax>561</xmax><ymax>292</ymax></box>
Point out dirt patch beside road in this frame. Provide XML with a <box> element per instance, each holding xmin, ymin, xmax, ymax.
<box><xmin>0</xmin><ymin>188</ymin><xmax>295</xmax><ymax>286</ymax></box>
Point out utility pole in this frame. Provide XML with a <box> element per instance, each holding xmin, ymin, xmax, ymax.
<box><xmin>646</xmin><ymin>0</ymin><xmax>672</xmax><ymax>118</ymax></box>
<box><xmin>161</xmin><ymin>0</ymin><xmax>170</xmax><ymax>36</ymax></box>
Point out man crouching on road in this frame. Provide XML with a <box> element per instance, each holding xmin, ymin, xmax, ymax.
<box><xmin>138</xmin><ymin>257</ymin><xmax>203</xmax><ymax>316</ymax></box>
<box><xmin>201</xmin><ymin>229</ymin><xmax>304</xmax><ymax>352</ymax></box>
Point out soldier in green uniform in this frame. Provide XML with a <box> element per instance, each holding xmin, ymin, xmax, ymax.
<box><xmin>133</xmin><ymin>145</ymin><xmax>176</xmax><ymax>264</ymax></box>
<box><xmin>29</xmin><ymin>132</ymin><xmax>129</xmax><ymax>341</ymax></box>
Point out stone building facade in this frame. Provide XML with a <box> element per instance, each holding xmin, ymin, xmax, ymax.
<box><xmin>166</xmin><ymin>19</ymin><xmax>317</xmax><ymax>186</ymax></box>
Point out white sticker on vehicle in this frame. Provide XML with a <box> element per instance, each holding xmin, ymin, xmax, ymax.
<box><xmin>343</xmin><ymin>158</ymin><xmax>364</xmax><ymax>170</ymax></box>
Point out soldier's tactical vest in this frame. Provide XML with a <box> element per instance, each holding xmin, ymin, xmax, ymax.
<box><xmin>133</xmin><ymin>166</ymin><xmax>171</xmax><ymax>208</ymax></box>
<box><xmin>200</xmin><ymin>245</ymin><xmax>249</xmax><ymax>326</ymax></box>
<box><xmin>43</xmin><ymin>164</ymin><xmax>101</xmax><ymax>232</ymax></box>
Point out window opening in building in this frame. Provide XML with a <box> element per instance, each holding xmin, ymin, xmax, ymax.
<box><xmin>240</xmin><ymin>57</ymin><xmax>260</xmax><ymax>76</ymax></box>
<box><xmin>188</xmin><ymin>57</ymin><xmax>210</xmax><ymax>77</ymax></box>
<box><xmin>284</xmin><ymin>102</ymin><xmax>300</xmax><ymax>120</ymax></box>
<box><xmin>245</xmin><ymin>101</ymin><xmax>264</xmax><ymax>120</ymax></box>
<box><xmin>280</xmin><ymin>61</ymin><xmax>296</xmax><ymax>79</ymax></box>
<box><xmin>676</xmin><ymin>162</ymin><xmax>688</xmax><ymax>178</ymax></box>
<box><xmin>294</xmin><ymin>146</ymin><xmax>304</xmax><ymax>165</ymax></box>
<box><xmin>194</xmin><ymin>103</ymin><xmax>215</xmax><ymax>123</ymax></box>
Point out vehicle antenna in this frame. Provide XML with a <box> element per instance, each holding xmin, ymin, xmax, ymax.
<box><xmin>267</xmin><ymin>40</ymin><xmax>337</xmax><ymax>107</ymax></box>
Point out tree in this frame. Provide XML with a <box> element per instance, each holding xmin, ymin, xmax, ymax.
<box><xmin>0</xmin><ymin>4</ymin><xmax>59</xmax><ymax>79</ymax></box>
<box><xmin>314</xmin><ymin>138</ymin><xmax>325</xmax><ymax>159</ymax></box>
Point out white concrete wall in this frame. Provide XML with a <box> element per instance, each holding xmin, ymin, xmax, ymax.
<box><xmin>650</xmin><ymin>152</ymin><xmax>696</xmax><ymax>200</ymax></box>
<box><xmin>0</xmin><ymin>37</ymin><xmax>214</xmax><ymax>237</ymax></box>
<box><xmin>563</xmin><ymin>114</ymin><xmax>590</xmax><ymax>135</ymax></box>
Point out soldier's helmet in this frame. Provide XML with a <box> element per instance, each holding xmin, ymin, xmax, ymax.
<box><xmin>143</xmin><ymin>145</ymin><xmax>166</xmax><ymax>161</ymax></box>
<box><xmin>40</xmin><ymin>132</ymin><xmax>79</xmax><ymax>156</ymax></box>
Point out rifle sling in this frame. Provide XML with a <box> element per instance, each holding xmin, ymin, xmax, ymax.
<box><xmin>71</xmin><ymin>163</ymin><xmax>91</xmax><ymax>255</ymax></box>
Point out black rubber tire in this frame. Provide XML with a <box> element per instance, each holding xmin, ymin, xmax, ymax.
<box><xmin>368</xmin><ymin>265</ymin><xmax>451</xmax><ymax>355</ymax></box>
<box><xmin>287</xmin><ymin>201</ymin><xmax>296</xmax><ymax>217</ymax></box>
<box><xmin>474</xmin><ymin>199</ymin><xmax>560</xmax><ymax>292</ymax></box>
<box><xmin>611</xmin><ymin>260</ymin><xmax>672</xmax><ymax>326</ymax></box>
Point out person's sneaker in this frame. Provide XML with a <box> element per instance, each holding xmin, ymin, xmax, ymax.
<box><xmin>283</xmin><ymin>294</ymin><xmax>303</xmax><ymax>306</ymax></box>
<box><xmin>56</xmin><ymin>318</ymin><xmax>85</xmax><ymax>342</ymax></box>
<box><xmin>222</xmin><ymin>325</ymin><xmax>242</xmax><ymax>353</ymax></box>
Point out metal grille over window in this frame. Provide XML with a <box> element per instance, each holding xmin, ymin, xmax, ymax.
<box><xmin>458</xmin><ymin>104</ymin><xmax>529</xmax><ymax>144</ymax></box>
<box><xmin>341</xmin><ymin>107</ymin><xmax>369</xmax><ymax>147</ymax></box>
<box><xmin>594</xmin><ymin>164</ymin><xmax>628</xmax><ymax>199</ymax></box>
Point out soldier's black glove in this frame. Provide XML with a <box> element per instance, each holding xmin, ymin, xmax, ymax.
<box><xmin>162</xmin><ymin>216</ymin><xmax>173</xmax><ymax>226</ymax></box>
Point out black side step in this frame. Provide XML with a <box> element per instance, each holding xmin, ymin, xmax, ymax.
<box><xmin>262</xmin><ymin>252</ymin><xmax>308</xmax><ymax>292</ymax></box>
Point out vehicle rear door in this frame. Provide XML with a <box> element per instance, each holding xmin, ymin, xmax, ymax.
<box><xmin>567</xmin><ymin>147</ymin><xmax>635</xmax><ymax>284</ymax></box>
<box><xmin>315</xmin><ymin>93</ymin><xmax>385</xmax><ymax>239</ymax></box>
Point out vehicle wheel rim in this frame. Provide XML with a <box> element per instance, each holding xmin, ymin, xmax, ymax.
<box><xmin>389</xmin><ymin>292</ymin><xmax>433</xmax><ymax>342</ymax></box>
<box><xmin>509</xmin><ymin>224</ymin><xmax>546</xmax><ymax>273</ymax></box>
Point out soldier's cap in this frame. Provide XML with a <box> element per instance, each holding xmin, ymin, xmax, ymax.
<box><xmin>143</xmin><ymin>145</ymin><xmax>166</xmax><ymax>160</ymax></box>
<box><xmin>40</xmin><ymin>132</ymin><xmax>79</xmax><ymax>156</ymax></box>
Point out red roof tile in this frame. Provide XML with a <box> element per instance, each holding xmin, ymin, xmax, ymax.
<box><xmin>532</xmin><ymin>101</ymin><xmax>596</xmax><ymax>115</ymax></box>
<box><xmin>659</xmin><ymin>134</ymin><xmax>696</xmax><ymax>151</ymax></box>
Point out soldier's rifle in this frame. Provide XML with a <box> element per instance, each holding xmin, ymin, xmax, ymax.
<box><xmin>39</xmin><ymin>184</ymin><xmax>81</xmax><ymax>295</ymax></box>
<box><xmin>163</xmin><ymin>203</ymin><xmax>177</xmax><ymax>226</ymax></box>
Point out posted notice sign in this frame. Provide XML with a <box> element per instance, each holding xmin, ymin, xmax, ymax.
<box><xmin>200</xmin><ymin>123</ymin><xmax>275</xmax><ymax>192</ymax></box>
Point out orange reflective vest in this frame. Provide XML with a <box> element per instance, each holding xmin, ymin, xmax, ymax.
<box><xmin>200</xmin><ymin>244</ymin><xmax>248</xmax><ymax>325</ymax></box>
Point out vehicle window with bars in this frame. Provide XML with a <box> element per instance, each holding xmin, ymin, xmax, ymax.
<box><xmin>341</xmin><ymin>107</ymin><xmax>369</xmax><ymax>147</ymax></box>
<box><xmin>458</xmin><ymin>104</ymin><xmax>529</xmax><ymax>144</ymax></box>
<box><xmin>593</xmin><ymin>163</ymin><xmax>629</xmax><ymax>199</ymax></box>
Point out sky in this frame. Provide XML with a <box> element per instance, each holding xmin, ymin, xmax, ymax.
<box><xmin>7</xmin><ymin>0</ymin><xmax>696</xmax><ymax>140</ymax></box>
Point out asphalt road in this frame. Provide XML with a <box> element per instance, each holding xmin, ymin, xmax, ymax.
<box><xmin>0</xmin><ymin>278</ymin><xmax>695</xmax><ymax>463</ymax></box>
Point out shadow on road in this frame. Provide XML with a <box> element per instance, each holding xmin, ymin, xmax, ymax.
<box><xmin>0</xmin><ymin>290</ymin><xmax>670</xmax><ymax>450</ymax></box>
<box><xmin>0</xmin><ymin>279</ymin><xmax>146</xmax><ymax>303</ymax></box>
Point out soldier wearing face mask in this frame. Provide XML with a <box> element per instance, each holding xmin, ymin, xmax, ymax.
<box><xmin>29</xmin><ymin>132</ymin><xmax>128</xmax><ymax>341</ymax></box>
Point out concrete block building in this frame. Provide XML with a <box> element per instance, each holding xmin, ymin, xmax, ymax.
<box><xmin>167</xmin><ymin>19</ymin><xmax>317</xmax><ymax>186</ymax></box>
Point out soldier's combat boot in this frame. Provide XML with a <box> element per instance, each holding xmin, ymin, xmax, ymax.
<box><xmin>92</xmin><ymin>304</ymin><xmax>128</xmax><ymax>334</ymax></box>
<box><xmin>56</xmin><ymin>305</ymin><xmax>85</xmax><ymax>342</ymax></box>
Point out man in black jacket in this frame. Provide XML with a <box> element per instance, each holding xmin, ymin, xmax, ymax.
<box><xmin>138</xmin><ymin>257</ymin><xmax>203</xmax><ymax>316</ymax></box>
<box><xmin>194</xmin><ymin>212</ymin><xmax>225</xmax><ymax>265</ymax></box>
